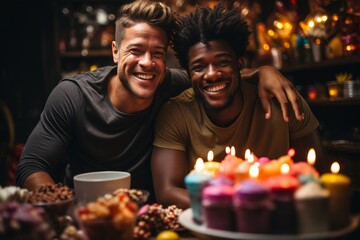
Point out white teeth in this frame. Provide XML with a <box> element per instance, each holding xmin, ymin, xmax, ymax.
<box><xmin>206</xmin><ymin>83</ymin><xmax>226</xmax><ymax>92</ymax></box>
<box><xmin>135</xmin><ymin>74</ymin><xmax>154</xmax><ymax>80</ymax></box>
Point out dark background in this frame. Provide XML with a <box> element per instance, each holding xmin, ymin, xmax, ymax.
<box><xmin>0</xmin><ymin>0</ymin><xmax>311</xmax><ymax>144</ymax></box>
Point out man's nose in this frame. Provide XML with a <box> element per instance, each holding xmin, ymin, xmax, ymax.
<box><xmin>204</xmin><ymin>65</ymin><xmax>219</xmax><ymax>80</ymax></box>
<box><xmin>139</xmin><ymin>52</ymin><xmax>154</xmax><ymax>68</ymax></box>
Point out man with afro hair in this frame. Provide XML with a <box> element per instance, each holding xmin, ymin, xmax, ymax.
<box><xmin>151</xmin><ymin>3</ymin><xmax>327</xmax><ymax>209</ymax></box>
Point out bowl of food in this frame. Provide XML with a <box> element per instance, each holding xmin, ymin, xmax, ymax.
<box><xmin>112</xmin><ymin>188</ymin><xmax>150</xmax><ymax>207</ymax></box>
<box><xmin>74</xmin><ymin>171</ymin><xmax>131</xmax><ymax>203</ymax></box>
<box><xmin>22</xmin><ymin>183</ymin><xmax>75</xmax><ymax>236</ymax></box>
<box><xmin>76</xmin><ymin>192</ymin><xmax>138</xmax><ymax>240</ymax></box>
<box><xmin>0</xmin><ymin>201</ymin><xmax>55</xmax><ymax>240</ymax></box>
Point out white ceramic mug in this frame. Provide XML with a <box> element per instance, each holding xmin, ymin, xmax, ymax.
<box><xmin>74</xmin><ymin>171</ymin><xmax>131</xmax><ymax>203</ymax></box>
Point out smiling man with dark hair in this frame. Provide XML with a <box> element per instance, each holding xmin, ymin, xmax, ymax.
<box><xmin>151</xmin><ymin>3</ymin><xmax>326</xmax><ymax>209</ymax></box>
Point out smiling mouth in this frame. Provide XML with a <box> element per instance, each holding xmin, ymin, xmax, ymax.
<box><xmin>134</xmin><ymin>73</ymin><xmax>155</xmax><ymax>80</ymax></box>
<box><xmin>204</xmin><ymin>82</ymin><xmax>227</xmax><ymax>92</ymax></box>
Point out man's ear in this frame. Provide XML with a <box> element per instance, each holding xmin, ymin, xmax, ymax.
<box><xmin>112</xmin><ymin>41</ymin><xmax>119</xmax><ymax>63</ymax></box>
<box><xmin>238</xmin><ymin>58</ymin><xmax>244</xmax><ymax>70</ymax></box>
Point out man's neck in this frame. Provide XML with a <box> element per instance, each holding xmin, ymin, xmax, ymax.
<box><xmin>107</xmin><ymin>75</ymin><xmax>153</xmax><ymax>113</ymax></box>
<box><xmin>204</xmin><ymin>90</ymin><xmax>243</xmax><ymax>127</ymax></box>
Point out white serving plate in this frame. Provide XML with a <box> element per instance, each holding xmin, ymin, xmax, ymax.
<box><xmin>179</xmin><ymin>209</ymin><xmax>359</xmax><ymax>240</ymax></box>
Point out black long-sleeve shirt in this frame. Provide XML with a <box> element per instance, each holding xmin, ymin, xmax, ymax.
<box><xmin>16</xmin><ymin>66</ymin><xmax>190</xmax><ymax>197</ymax></box>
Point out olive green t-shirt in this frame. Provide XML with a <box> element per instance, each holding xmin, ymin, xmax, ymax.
<box><xmin>154</xmin><ymin>80</ymin><xmax>319</xmax><ymax>171</ymax></box>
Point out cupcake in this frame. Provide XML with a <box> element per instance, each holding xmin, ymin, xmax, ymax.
<box><xmin>202</xmin><ymin>185</ymin><xmax>235</xmax><ymax>231</ymax></box>
<box><xmin>295</xmin><ymin>181</ymin><xmax>330</xmax><ymax>233</ymax></box>
<box><xmin>233</xmin><ymin>179</ymin><xmax>273</xmax><ymax>233</ymax></box>
<box><xmin>184</xmin><ymin>170</ymin><xmax>212</xmax><ymax>224</ymax></box>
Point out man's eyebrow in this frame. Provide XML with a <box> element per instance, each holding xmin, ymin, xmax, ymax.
<box><xmin>189</xmin><ymin>58</ymin><xmax>203</xmax><ymax>66</ymax></box>
<box><xmin>124</xmin><ymin>43</ymin><xmax>166</xmax><ymax>51</ymax></box>
<box><xmin>214</xmin><ymin>52</ymin><xmax>232</xmax><ymax>58</ymax></box>
<box><xmin>124</xmin><ymin>43</ymin><xmax>142</xmax><ymax>49</ymax></box>
<box><xmin>190</xmin><ymin>52</ymin><xmax>232</xmax><ymax>65</ymax></box>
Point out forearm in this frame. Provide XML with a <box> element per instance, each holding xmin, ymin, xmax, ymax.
<box><xmin>22</xmin><ymin>171</ymin><xmax>55</xmax><ymax>191</ymax></box>
<box><xmin>151</xmin><ymin>147</ymin><xmax>190</xmax><ymax>209</ymax></box>
<box><xmin>156</xmin><ymin>187</ymin><xmax>190</xmax><ymax>210</ymax></box>
<box><xmin>241</xmin><ymin>67</ymin><xmax>259</xmax><ymax>84</ymax></box>
<box><xmin>241</xmin><ymin>66</ymin><xmax>280</xmax><ymax>84</ymax></box>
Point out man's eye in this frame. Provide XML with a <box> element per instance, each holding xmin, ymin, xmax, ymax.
<box><xmin>130</xmin><ymin>48</ymin><xmax>142</xmax><ymax>55</ymax></box>
<box><xmin>191</xmin><ymin>65</ymin><xmax>205</xmax><ymax>72</ymax></box>
<box><xmin>153</xmin><ymin>51</ymin><xmax>165</xmax><ymax>58</ymax></box>
<box><xmin>218</xmin><ymin>60</ymin><xmax>231</xmax><ymax>67</ymax></box>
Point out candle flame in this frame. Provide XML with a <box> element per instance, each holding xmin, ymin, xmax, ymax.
<box><xmin>207</xmin><ymin>150</ymin><xmax>214</xmax><ymax>162</ymax></box>
<box><xmin>249</xmin><ymin>164</ymin><xmax>259</xmax><ymax>178</ymax></box>
<box><xmin>331</xmin><ymin>162</ymin><xmax>340</xmax><ymax>174</ymax></box>
<box><xmin>231</xmin><ymin>146</ymin><xmax>236</xmax><ymax>156</ymax></box>
<box><xmin>307</xmin><ymin>148</ymin><xmax>316</xmax><ymax>165</ymax></box>
<box><xmin>195</xmin><ymin>158</ymin><xmax>204</xmax><ymax>172</ymax></box>
<box><xmin>281</xmin><ymin>163</ymin><xmax>290</xmax><ymax>174</ymax></box>
<box><xmin>288</xmin><ymin>148</ymin><xmax>296</xmax><ymax>158</ymax></box>
<box><xmin>244</xmin><ymin>149</ymin><xmax>251</xmax><ymax>160</ymax></box>
<box><xmin>248</xmin><ymin>153</ymin><xmax>255</xmax><ymax>163</ymax></box>
<box><xmin>225</xmin><ymin>146</ymin><xmax>230</xmax><ymax>154</ymax></box>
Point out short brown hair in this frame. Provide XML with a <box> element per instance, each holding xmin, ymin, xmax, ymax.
<box><xmin>115</xmin><ymin>0</ymin><xmax>177</xmax><ymax>47</ymax></box>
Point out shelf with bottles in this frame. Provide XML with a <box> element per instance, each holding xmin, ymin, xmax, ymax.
<box><xmin>323</xmin><ymin>140</ymin><xmax>360</xmax><ymax>154</ymax></box>
<box><xmin>56</xmin><ymin>1</ymin><xmax>125</xmax><ymax>59</ymax></box>
<box><xmin>54</xmin><ymin>0</ymin><xmax>127</xmax><ymax>78</ymax></box>
<box><xmin>252</xmin><ymin>0</ymin><xmax>360</xmax><ymax>76</ymax></box>
<box><xmin>281</xmin><ymin>55</ymin><xmax>360</xmax><ymax>74</ymax></box>
<box><xmin>59</xmin><ymin>49</ymin><xmax>112</xmax><ymax>58</ymax></box>
<box><xmin>307</xmin><ymin>97</ymin><xmax>360</xmax><ymax>106</ymax></box>
<box><xmin>300</xmin><ymin>70</ymin><xmax>360</xmax><ymax>103</ymax></box>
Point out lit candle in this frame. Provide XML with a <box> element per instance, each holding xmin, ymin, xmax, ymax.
<box><xmin>230</xmin><ymin>146</ymin><xmax>236</xmax><ymax>156</ymax></box>
<box><xmin>194</xmin><ymin>158</ymin><xmax>204</xmax><ymax>172</ymax></box>
<box><xmin>277</xmin><ymin>149</ymin><xmax>295</xmax><ymax>166</ymax></box>
<box><xmin>260</xmin><ymin>150</ymin><xmax>294</xmax><ymax>180</ymax></box>
<box><xmin>204</xmin><ymin>150</ymin><xmax>220</xmax><ymax>176</ymax></box>
<box><xmin>244</xmin><ymin>149</ymin><xmax>251</xmax><ymax>160</ymax></box>
<box><xmin>249</xmin><ymin>164</ymin><xmax>260</xmax><ymax>179</ymax></box>
<box><xmin>225</xmin><ymin>146</ymin><xmax>230</xmax><ymax>154</ymax></box>
<box><xmin>208</xmin><ymin>150</ymin><xmax>214</xmax><ymax>161</ymax></box>
<box><xmin>307</xmin><ymin>148</ymin><xmax>316</xmax><ymax>165</ymax></box>
<box><xmin>219</xmin><ymin>147</ymin><xmax>242</xmax><ymax>180</ymax></box>
<box><xmin>234</xmin><ymin>161</ymin><xmax>250</xmax><ymax>184</ymax></box>
<box><xmin>320</xmin><ymin>162</ymin><xmax>351</xmax><ymax>230</ymax></box>
<box><xmin>244</xmin><ymin>149</ymin><xmax>258</xmax><ymax>163</ymax></box>
<box><xmin>281</xmin><ymin>163</ymin><xmax>290</xmax><ymax>174</ymax></box>
<box><xmin>185</xmin><ymin>158</ymin><xmax>212</xmax><ymax>224</ymax></box>
<box><xmin>290</xmin><ymin>148</ymin><xmax>319</xmax><ymax>184</ymax></box>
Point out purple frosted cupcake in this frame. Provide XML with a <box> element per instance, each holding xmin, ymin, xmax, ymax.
<box><xmin>233</xmin><ymin>179</ymin><xmax>272</xmax><ymax>233</ymax></box>
<box><xmin>202</xmin><ymin>185</ymin><xmax>235</xmax><ymax>231</ymax></box>
<box><xmin>208</xmin><ymin>175</ymin><xmax>234</xmax><ymax>187</ymax></box>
